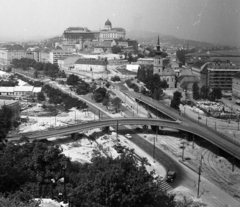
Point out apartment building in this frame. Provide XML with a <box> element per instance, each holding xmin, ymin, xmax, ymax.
<box><xmin>232</xmin><ymin>72</ymin><xmax>240</xmax><ymax>103</ymax></box>
<box><xmin>49</xmin><ymin>49</ymin><xmax>72</xmax><ymax>64</ymax></box>
<box><xmin>0</xmin><ymin>45</ymin><xmax>26</xmax><ymax>67</ymax></box>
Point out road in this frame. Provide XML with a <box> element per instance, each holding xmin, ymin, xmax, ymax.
<box><xmin>12</xmin><ymin>71</ymin><xmax>240</xmax><ymax>206</ymax></box>
<box><xmin>123</xmin><ymin>90</ymin><xmax>240</xmax><ymax>160</ymax></box>
<box><xmin>9</xmin><ymin>118</ymin><xmax>181</xmax><ymax>140</ymax></box>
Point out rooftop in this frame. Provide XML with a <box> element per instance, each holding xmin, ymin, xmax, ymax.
<box><xmin>75</xmin><ymin>59</ymin><xmax>107</xmax><ymax>66</ymax></box>
<box><xmin>0</xmin><ymin>44</ymin><xmax>25</xmax><ymax>51</ymax></box>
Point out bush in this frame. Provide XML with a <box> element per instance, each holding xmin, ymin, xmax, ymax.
<box><xmin>111</xmin><ymin>76</ymin><xmax>121</xmax><ymax>82</ymax></box>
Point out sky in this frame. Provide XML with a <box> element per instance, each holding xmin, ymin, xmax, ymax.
<box><xmin>0</xmin><ymin>0</ymin><xmax>239</xmax><ymax>45</ymax></box>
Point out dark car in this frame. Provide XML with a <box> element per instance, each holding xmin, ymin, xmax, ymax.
<box><xmin>113</xmin><ymin>145</ymin><xmax>124</xmax><ymax>153</ymax></box>
<box><xmin>166</xmin><ymin>171</ymin><xmax>177</xmax><ymax>182</ymax></box>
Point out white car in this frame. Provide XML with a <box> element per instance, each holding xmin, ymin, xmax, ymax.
<box><xmin>125</xmin><ymin>134</ymin><xmax>132</xmax><ymax>139</ymax></box>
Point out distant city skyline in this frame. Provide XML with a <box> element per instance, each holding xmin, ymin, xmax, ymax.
<box><xmin>0</xmin><ymin>0</ymin><xmax>239</xmax><ymax>46</ymax></box>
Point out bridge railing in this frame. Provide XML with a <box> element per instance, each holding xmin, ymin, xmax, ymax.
<box><xmin>159</xmin><ymin>101</ymin><xmax>240</xmax><ymax>146</ymax></box>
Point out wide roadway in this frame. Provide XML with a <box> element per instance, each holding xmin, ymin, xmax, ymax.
<box><xmin>123</xmin><ymin>90</ymin><xmax>240</xmax><ymax>160</ymax></box>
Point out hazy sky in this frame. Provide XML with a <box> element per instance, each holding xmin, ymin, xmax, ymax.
<box><xmin>0</xmin><ymin>0</ymin><xmax>239</xmax><ymax>45</ymax></box>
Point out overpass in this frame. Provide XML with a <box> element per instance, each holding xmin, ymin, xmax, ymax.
<box><xmin>9</xmin><ymin>117</ymin><xmax>240</xmax><ymax>160</ymax></box>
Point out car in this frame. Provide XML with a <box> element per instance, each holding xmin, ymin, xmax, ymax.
<box><xmin>166</xmin><ymin>171</ymin><xmax>177</xmax><ymax>182</ymax></box>
<box><xmin>125</xmin><ymin>134</ymin><xmax>132</xmax><ymax>139</ymax></box>
<box><xmin>113</xmin><ymin>145</ymin><xmax>124</xmax><ymax>153</ymax></box>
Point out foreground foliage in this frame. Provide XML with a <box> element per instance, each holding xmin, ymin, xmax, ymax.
<box><xmin>0</xmin><ymin>140</ymin><xmax>183</xmax><ymax>206</ymax></box>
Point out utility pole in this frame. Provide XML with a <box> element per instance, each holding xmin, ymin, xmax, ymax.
<box><xmin>192</xmin><ymin>134</ymin><xmax>195</xmax><ymax>149</ymax></box>
<box><xmin>232</xmin><ymin>154</ymin><xmax>235</xmax><ymax>172</ymax></box>
<box><xmin>197</xmin><ymin>155</ymin><xmax>203</xmax><ymax>198</ymax></box>
<box><xmin>116</xmin><ymin>120</ymin><xmax>119</xmax><ymax>139</ymax></box>
<box><xmin>99</xmin><ymin>110</ymin><xmax>101</xmax><ymax>120</ymax></box>
<box><xmin>137</xmin><ymin>102</ymin><xmax>138</xmax><ymax>114</ymax></box>
<box><xmin>153</xmin><ymin>127</ymin><xmax>158</xmax><ymax>163</ymax></box>
<box><xmin>182</xmin><ymin>142</ymin><xmax>185</xmax><ymax>161</ymax></box>
<box><xmin>75</xmin><ymin>110</ymin><xmax>76</xmax><ymax>123</ymax></box>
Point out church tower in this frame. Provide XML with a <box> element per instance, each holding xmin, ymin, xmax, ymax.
<box><xmin>153</xmin><ymin>36</ymin><xmax>163</xmax><ymax>74</ymax></box>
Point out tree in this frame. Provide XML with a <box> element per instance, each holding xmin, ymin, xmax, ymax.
<box><xmin>70</xmin><ymin>151</ymin><xmax>176</xmax><ymax>207</ymax></box>
<box><xmin>192</xmin><ymin>82</ymin><xmax>200</xmax><ymax>100</ymax></box>
<box><xmin>37</xmin><ymin>92</ymin><xmax>45</xmax><ymax>102</ymax></box>
<box><xmin>211</xmin><ymin>87</ymin><xmax>222</xmax><ymax>101</ymax></box>
<box><xmin>111</xmin><ymin>97</ymin><xmax>122</xmax><ymax>113</ymax></box>
<box><xmin>153</xmin><ymin>88</ymin><xmax>163</xmax><ymax>100</ymax></box>
<box><xmin>33</xmin><ymin>70</ymin><xmax>39</xmax><ymax>78</ymax></box>
<box><xmin>200</xmin><ymin>85</ymin><xmax>209</xmax><ymax>99</ymax></box>
<box><xmin>67</xmin><ymin>74</ymin><xmax>80</xmax><ymax>86</ymax></box>
<box><xmin>93</xmin><ymin>87</ymin><xmax>107</xmax><ymax>103</ymax></box>
<box><xmin>112</xmin><ymin>45</ymin><xmax>121</xmax><ymax>54</ymax></box>
<box><xmin>170</xmin><ymin>91</ymin><xmax>182</xmax><ymax>110</ymax></box>
<box><xmin>102</xmin><ymin>97</ymin><xmax>110</xmax><ymax>109</ymax></box>
<box><xmin>160</xmin><ymin>79</ymin><xmax>168</xmax><ymax>90</ymax></box>
<box><xmin>0</xmin><ymin>105</ymin><xmax>13</xmax><ymax>142</ymax></box>
<box><xmin>111</xmin><ymin>76</ymin><xmax>121</xmax><ymax>82</ymax></box>
<box><xmin>76</xmin><ymin>82</ymin><xmax>90</xmax><ymax>95</ymax></box>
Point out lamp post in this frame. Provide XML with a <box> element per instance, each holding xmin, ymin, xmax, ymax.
<box><xmin>197</xmin><ymin>155</ymin><xmax>203</xmax><ymax>198</ymax></box>
<box><xmin>116</xmin><ymin>120</ymin><xmax>119</xmax><ymax>139</ymax></box>
<box><xmin>62</xmin><ymin>162</ymin><xmax>68</xmax><ymax>204</ymax></box>
<box><xmin>181</xmin><ymin>141</ymin><xmax>186</xmax><ymax>161</ymax></box>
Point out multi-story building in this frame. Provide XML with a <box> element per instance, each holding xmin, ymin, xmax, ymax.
<box><xmin>0</xmin><ymin>45</ymin><xmax>26</xmax><ymax>67</ymax></box>
<box><xmin>192</xmin><ymin>60</ymin><xmax>240</xmax><ymax>93</ymax></box>
<box><xmin>49</xmin><ymin>50</ymin><xmax>73</xmax><ymax>65</ymax></box>
<box><xmin>99</xmin><ymin>20</ymin><xmax>126</xmax><ymax>41</ymax></box>
<box><xmin>207</xmin><ymin>61</ymin><xmax>240</xmax><ymax>92</ymax></box>
<box><xmin>57</xmin><ymin>20</ymin><xmax>126</xmax><ymax>51</ymax></box>
<box><xmin>191</xmin><ymin>61</ymin><xmax>209</xmax><ymax>86</ymax></box>
<box><xmin>232</xmin><ymin>72</ymin><xmax>240</xmax><ymax>104</ymax></box>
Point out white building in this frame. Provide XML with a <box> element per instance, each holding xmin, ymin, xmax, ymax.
<box><xmin>74</xmin><ymin>59</ymin><xmax>107</xmax><ymax>73</ymax></box>
<box><xmin>161</xmin><ymin>67</ymin><xmax>176</xmax><ymax>89</ymax></box>
<box><xmin>99</xmin><ymin>20</ymin><xmax>126</xmax><ymax>41</ymax></box>
<box><xmin>49</xmin><ymin>50</ymin><xmax>73</xmax><ymax>64</ymax></box>
<box><xmin>0</xmin><ymin>45</ymin><xmax>26</xmax><ymax>67</ymax></box>
<box><xmin>126</xmin><ymin>64</ymin><xmax>140</xmax><ymax>73</ymax></box>
<box><xmin>0</xmin><ymin>86</ymin><xmax>42</xmax><ymax>97</ymax></box>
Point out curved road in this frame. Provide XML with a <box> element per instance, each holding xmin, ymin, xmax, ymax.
<box><xmin>123</xmin><ymin>91</ymin><xmax>240</xmax><ymax>160</ymax></box>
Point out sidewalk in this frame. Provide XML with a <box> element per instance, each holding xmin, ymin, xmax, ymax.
<box><xmin>221</xmin><ymin>98</ymin><xmax>240</xmax><ymax>113</ymax></box>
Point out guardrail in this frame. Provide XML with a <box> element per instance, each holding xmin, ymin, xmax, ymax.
<box><xmin>160</xmin><ymin>101</ymin><xmax>240</xmax><ymax>146</ymax></box>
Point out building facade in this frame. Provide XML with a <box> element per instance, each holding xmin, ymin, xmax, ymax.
<box><xmin>49</xmin><ymin>50</ymin><xmax>73</xmax><ymax>64</ymax></box>
<box><xmin>74</xmin><ymin>59</ymin><xmax>107</xmax><ymax>73</ymax></box>
<box><xmin>58</xmin><ymin>20</ymin><xmax>126</xmax><ymax>51</ymax></box>
<box><xmin>99</xmin><ymin>20</ymin><xmax>126</xmax><ymax>41</ymax></box>
<box><xmin>232</xmin><ymin>72</ymin><xmax>240</xmax><ymax>103</ymax></box>
<box><xmin>153</xmin><ymin>37</ymin><xmax>175</xmax><ymax>88</ymax></box>
<box><xmin>0</xmin><ymin>45</ymin><xmax>26</xmax><ymax>67</ymax></box>
<box><xmin>207</xmin><ymin>61</ymin><xmax>240</xmax><ymax>92</ymax></box>
<box><xmin>161</xmin><ymin>67</ymin><xmax>176</xmax><ymax>89</ymax></box>
<box><xmin>191</xmin><ymin>61</ymin><xmax>209</xmax><ymax>86</ymax></box>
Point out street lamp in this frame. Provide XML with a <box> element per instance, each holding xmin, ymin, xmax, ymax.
<box><xmin>197</xmin><ymin>155</ymin><xmax>203</xmax><ymax>198</ymax></box>
<box><xmin>181</xmin><ymin>141</ymin><xmax>186</xmax><ymax>161</ymax></box>
<box><xmin>61</xmin><ymin>161</ymin><xmax>68</xmax><ymax>204</ymax></box>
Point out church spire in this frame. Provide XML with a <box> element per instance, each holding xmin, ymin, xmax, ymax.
<box><xmin>157</xmin><ymin>35</ymin><xmax>160</xmax><ymax>51</ymax></box>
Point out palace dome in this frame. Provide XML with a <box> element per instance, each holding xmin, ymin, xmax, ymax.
<box><xmin>105</xmin><ymin>19</ymin><xmax>112</xmax><ymax>26</ymax></box>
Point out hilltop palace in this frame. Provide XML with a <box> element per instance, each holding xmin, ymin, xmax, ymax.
<box><xmin>57</xmin><ymin>19</ymin><xmax>126</xmax><ymax>51</ymax></box>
